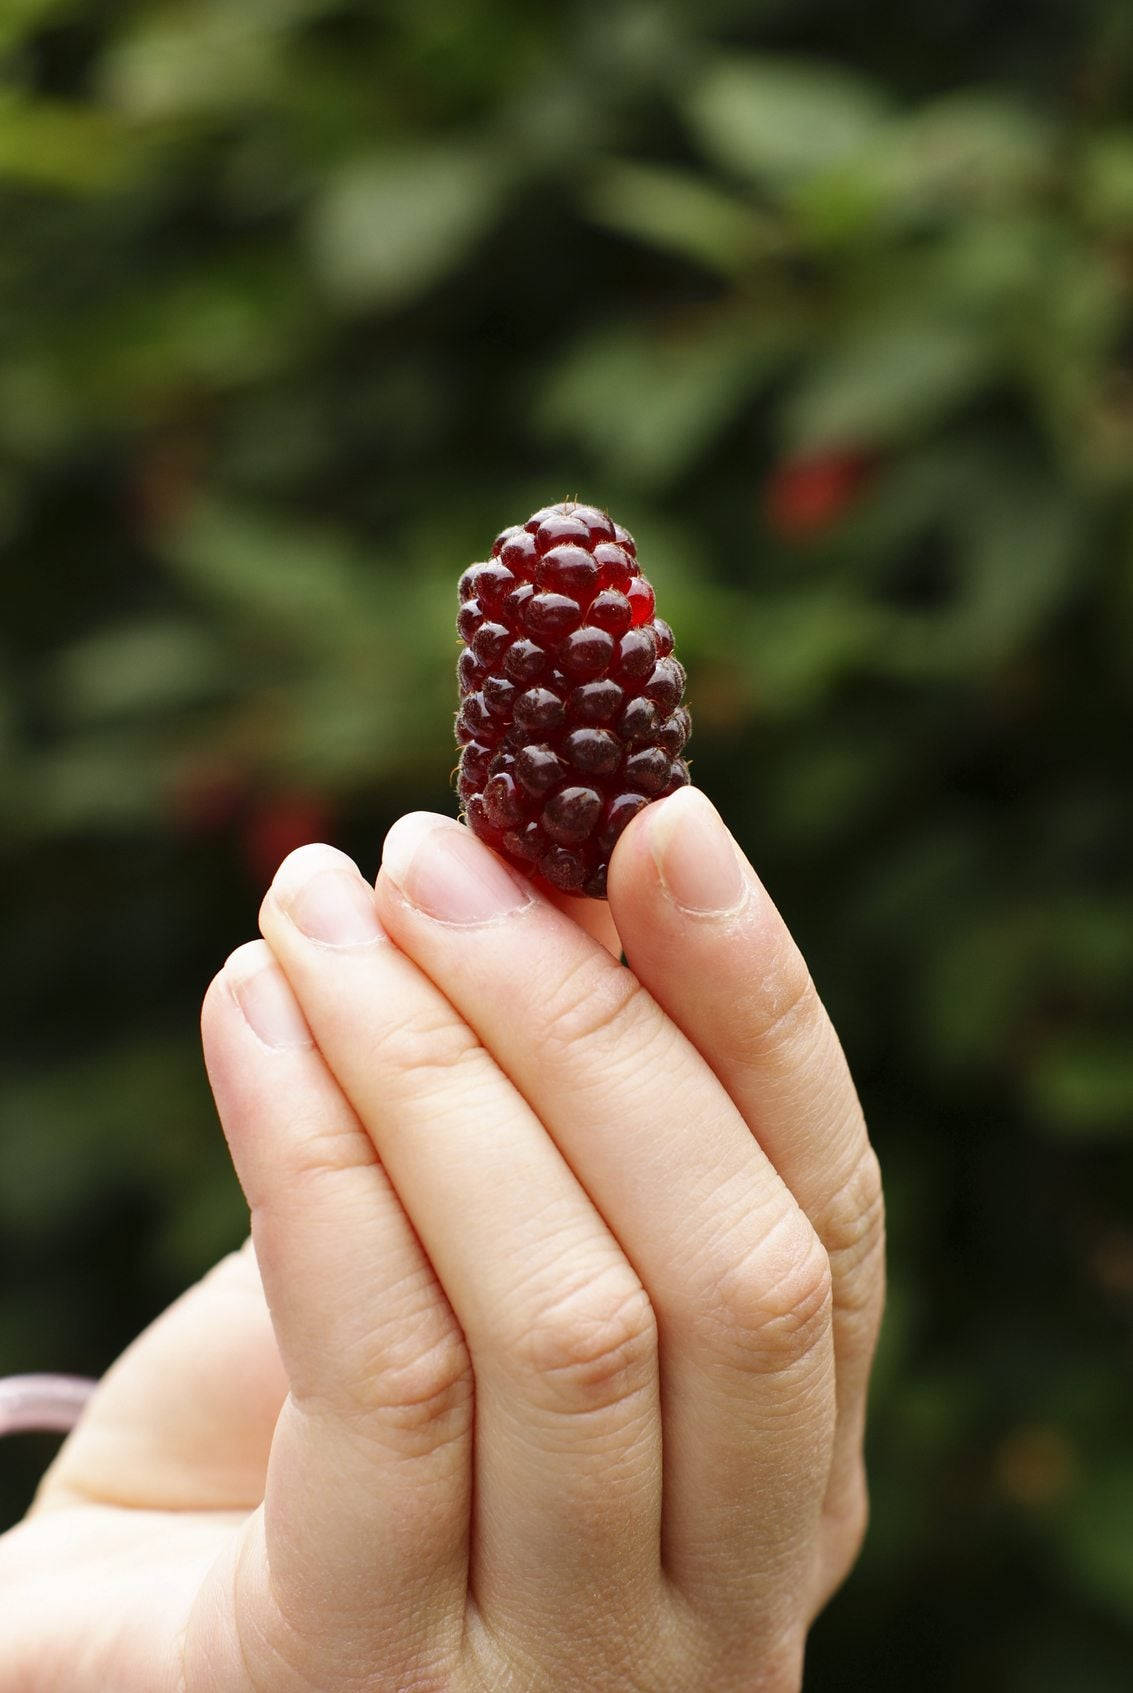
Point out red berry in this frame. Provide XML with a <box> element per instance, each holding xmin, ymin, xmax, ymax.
<box><xmin>455</xmin><ymin>501</ymin><xmax>691</xmax><ymax>898</ymax></box>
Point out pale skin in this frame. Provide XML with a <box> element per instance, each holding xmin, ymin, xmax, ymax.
<box><xmin>0</xmin><ymin>786</ymin><xmax>885</xmax><ymax>1692</ymax></box>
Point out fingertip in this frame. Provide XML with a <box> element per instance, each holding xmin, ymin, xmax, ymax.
<box><xmin>225</xmin><ymin>937</ymin><xmax>275</xmax><ymax>978</ymax></box>
<box><xmin>267</xmin><ymin>842</ymin><xmax>362</xmax><ymax>906</ymax></box>
<box><xmin>380</xmin><ymin>810</ymin><xmax>463</xmax><ymax>863</ymax></box>
<box><xmin>205</xmin><ymin>940</ymin><xmax>314</xmax><ymax>1055</ymax></box>
<box><xmin>378</xmin><ymin>811</ymin><xmax>535</xmax><ymax>925</ymax></box>
<box><xmin>258</xmin><ymin>843</ymin><xmax>354</xmax><ymax>938</ymax></box>
<box><xmin>201</xmin><ymin>944</ymin><xmax>257</xmax><ymax>1032</ymax></box>
<box><xmin>604</xmin><ymin>788</ymin><xmax>685</xmax><ymax>906</ymax></box>
<box><xmin>378</xmin><ymin>811</ymin><xmax>465</xmax><ymax>894</ymax></box>
<box><xmin>611</xmin><ymin>787</ymin><xmax>751</xmax><ymax>922</ymax></box>
<box><xmin>260</xmin><ymin>843</ymin><xmax>386</xmax><ymax>950</ymax></box>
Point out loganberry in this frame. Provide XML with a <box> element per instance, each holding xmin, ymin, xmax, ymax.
<box><xmin>455</xmin><ymin>501</ymin><xmax>691</xmax><ymax>898</ymax></box>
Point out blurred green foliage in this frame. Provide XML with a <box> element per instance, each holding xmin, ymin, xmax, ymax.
<box><xmin>1</xmin><ymin>1</ymin><xmax>1131</xmax><ymax>1686</ymax></box>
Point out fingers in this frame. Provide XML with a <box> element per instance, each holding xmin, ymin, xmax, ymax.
<box><xmin>199</xmin><ymin>940</ymin><xmax>472</xmax><ymax>1681</ymax></box>
<box><xmin>254</xmin><ymin>854</ymin><xmax>664</xmax><ymax>1655</ymax></box>
<box><xmin>372</xmin><ymin>814</ymin><xmax>835</xmax><ymax>1635</ymax></box>
<box><xmin>610</xmin><ymin>786</ymin><xmax>886</xmax><ymax>1596</ymax></box>
<box><xmin>543</xmin><ymin>884</ymin><xmax>623</xmax><ymax>956</ymax></box>
<box><xmin>34</xmin><ymin>1240</ymin><xmax>286</xmax><ymax>1515</ymax></box>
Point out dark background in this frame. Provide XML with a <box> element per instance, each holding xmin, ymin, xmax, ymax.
<box><xmin>2</xmin><ymin>2</ymin><xmax>1132</xmax><ymax>1687</ymax></box>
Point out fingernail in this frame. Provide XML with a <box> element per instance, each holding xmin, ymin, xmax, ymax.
<box><xmin>272</xmin><ymin>846</ymin><xmax>385</xmax><ymax>947</ymax></box>
<box><xmin>382</xmin><ymin>813</ymin><xmax>532</xmax><ymax>925</ymax></box>
<box><xmin>226</xmin><ymin>947</ymin><xmax>314</xmax><ymax>1050</ymax></box>
<box><xmin>648</xmin><ymin>787</ymin><xmax>748</xmax><ymax>916</ymax></box>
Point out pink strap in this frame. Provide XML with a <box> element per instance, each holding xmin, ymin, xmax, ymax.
<box><xmin>0</xmin><ymin>1375</ymin><xmax>97</xmax><ymax>1436</ymax></box>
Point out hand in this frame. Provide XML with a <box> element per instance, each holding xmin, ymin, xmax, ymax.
<box><xmin>3</xmin><ymin>789</ymin><xmax>884</xmax><ymax>1691</ymax></box>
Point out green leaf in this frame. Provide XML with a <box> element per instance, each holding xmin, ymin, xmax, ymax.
<box><xmin>684</xmin><ymin>55</ymin><xmax>889</xmax><ymax>187</ymax></box>
<box><xmin>308</xmin><ymin>147</ymin><xmax>511</xmax><ymax>309</ymax></box>
<box><xmin>0</xmin><ymin>359</ymin><xmax>75</xmax><ymax>458</ymax></box>
<box><xmin>0</xmin><ymin>95</ymin><xmax>137</xmax><ymax>193</ymax></box>
<box><xmin>0</xmin><ymin>0</ymin><xmax>77</xmax><ymax>56</ymax></box>
<box><xmin>540</xmin><ymin>315</ymin><xmax>795</xmax><ymax>486</ymax></box>
<box><xmin>726</xmin><ymin>589</ymin><xmax>884</xmax><ymax>714</ymax></box>
<box><xmin>5</xmin><ymin>734</ymin><xmax>169</xmax><ymax>835</ymax></box>
<box><xmin>768</xmin><ymin>729</ymin><xmax>910</xmax><ymax>844</ymax></box>
<box><xmin>1058</xmin><ymin>1463</ymin><xmax>1133</xmax><ymax>1620</ymax></box>
<box><xmin>790</xmin><ymin>96</ymin><xmax>1052</xmax><ymax>245</ymax></box>
<box><xmin>868</xmin><ymin>466</ymin><xmax>1080</xmax><ymax>676</ymax></box>
<box><xmin>74</xmin><ymin>257</ymin><xmax>313</xmax><ymax>400</ymax></box>
<box><xmin>45</xmin><ymin>619</ymin><xmax>228</xmax><ymax>724</ymax></box>
<box><xmin>1080</xmin><ymin>130</ymin><xmax>1133</xmax><ymax>231</ymax></box>
<box><xmin>582</xmin><ymin>159</ymin><xmax>782</xmax><ymax>275</ymax></box>
<box><xmin>98</xmin><ymin>12</ymin><xmax>283</xmax><ymax>121</ymax></box>
<box><xmin>163</xmin><ymin>498</ymin><xmax>374</xmax><ymax>634</ymax></box>
<box><xmin>782</xmin><ymin>316</ymin><xmax>998</xmax><ymax>451</ymax></box>
<box><xmin>951</xmin><ymin>476</ymin><xmax>1079</xmax><ymax>660</ymax></box>
<box><xmin>1027</xmin><ymin>1037</ymin><xmax>1133</xmax><ymax>1140</ymax></box>
<box><xmin>873</xmin><ymin>93</ymin><xmax>1053</xmax><ymax>215</ymax></box>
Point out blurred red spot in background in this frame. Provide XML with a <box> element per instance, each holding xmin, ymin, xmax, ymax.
<box><xmin>242</xmin><ymin>791</ymin><xmax>337</xmax><ymax>885</ymax></box>
<box><xmin>764</xmin><ymin>451</ymin><xmax>875</xmax><ymax>540</ymax></box>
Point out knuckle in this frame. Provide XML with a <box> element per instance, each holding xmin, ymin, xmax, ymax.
<box><xmin>512</xmin><ymin>1268</ymin><xmax>658</xmax><ymax>1418</ymax></box>
<box><xmin>539</xmin><ymin>951</ymin><xmax>651</xmax><ymax>1056</ymax></box>
<box><xmin>822</xmin><ymin>1146</ymin><xmax>886</xmax><ymax>1303</ymax></box>
<box><xmin>704</xmin><ymin>1211</ymin><xmax>833</xmax><ymax>1377</ymax></box>
<box><xmin>334</xmin><ymin>1323</ymin><xmax>474</xmax><ymax>1457</ymax></box>
<box><xmin>371</xmin><ymin>1002</ymin><xmax>484</xmax><ymax>1079</ymax></box>
<box><xmin>279</xmin><ymin>1113</ymin><xmax>379</xmax><ymax>1190</ymax></box>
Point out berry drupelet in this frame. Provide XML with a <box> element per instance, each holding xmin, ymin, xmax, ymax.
<box><xmin>455</xmin><ymin>501</ymin><xmax>691</xmax><ymax>899</ymax></box>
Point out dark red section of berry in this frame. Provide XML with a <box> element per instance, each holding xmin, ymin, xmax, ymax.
<box><xmin>456</xmin><ymin>502</ymin><xmax>691</xmax><ymax>898</ymax></box>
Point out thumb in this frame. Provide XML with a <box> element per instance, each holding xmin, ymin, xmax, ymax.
<box><xmin>34</xmin><ymin>1240</ymin><xmax>286</xmax><ymax>1515</ymax></box>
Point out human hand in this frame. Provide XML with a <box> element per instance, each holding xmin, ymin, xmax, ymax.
<box><xmin>3</xmin><ymin>788</ymin><xmax>884</xmax><ymax>1691</ymax></box>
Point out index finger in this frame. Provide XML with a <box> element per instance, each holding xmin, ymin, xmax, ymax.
<box><xmin>611</xmin><ymin>785</ymin><xmax>885</xmax><ymax>1599</ymax></box>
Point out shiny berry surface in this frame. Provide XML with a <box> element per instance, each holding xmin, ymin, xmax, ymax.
<box><xmin>456</xmin><ymin>501</ymin><xmax>691</xmax><ymax>898</ymax></box>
